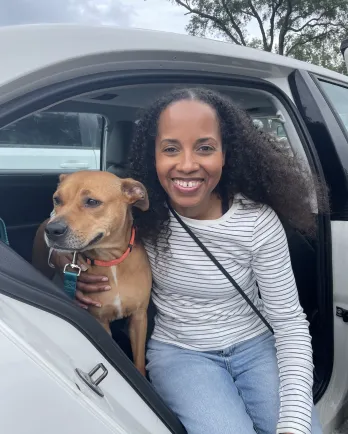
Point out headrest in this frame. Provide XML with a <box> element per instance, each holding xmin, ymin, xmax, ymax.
<box><xmin>106</xmin><ymin>120</ymin><xmax>135</xmax><ymax>166</ymax></box>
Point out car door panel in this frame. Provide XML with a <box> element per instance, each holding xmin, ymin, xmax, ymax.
<box><xmin>0</xmin><ymin>332</ymin><xmax>120</xmax><ymax>434</ymax></box>
<box><xmin>0</xmin><ymin>241</ymin><xmax>186</xmax><ymax>434</ymax></box>
<box><xmin>0</xmin><ymin>294</ymin><xmax>171</xmax><ymax>434</ymax></box>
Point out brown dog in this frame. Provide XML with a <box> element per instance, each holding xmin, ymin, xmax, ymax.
<box><xmin>34</xmin><ymin>170</ymin><xmax>152</xmax><ymax>376</ymax></box>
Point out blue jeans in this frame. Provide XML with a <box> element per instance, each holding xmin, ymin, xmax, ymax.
<box><xmin>146</xmin><ymin>331</ymin><xmax>322</xmax><ymax>434</ymax></box>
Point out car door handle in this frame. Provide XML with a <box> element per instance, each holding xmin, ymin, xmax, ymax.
<box><xmin>76</xmin><ymin>363</ymin><xmax>108</xmax><ymax>397</ymax></box>
<box><xmin>60</xmin><ymin>161</ymin><xmax>90</xmax><ymax>169</ymax></box>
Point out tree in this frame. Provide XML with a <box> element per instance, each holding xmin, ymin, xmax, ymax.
<box><xmin>289</xmin><ymin>36</ymin><xmax>347</xmax><ymax>74</ymax></box>
<box><xmin>170</xmin><ymin>0</ymin><xmax>348</xmax><ymax>73</ymax></box>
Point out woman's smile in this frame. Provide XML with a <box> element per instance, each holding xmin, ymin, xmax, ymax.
<box><xmin>172</xmin><ymin>178</ymin><xmax>204</xmax><ymax>193</ymax></box>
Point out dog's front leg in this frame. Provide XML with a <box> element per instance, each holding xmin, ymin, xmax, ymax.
<box><xmin>129</xmin><ymin>309</ymin><xmax>147</xmax><ymax>376</ymax></box>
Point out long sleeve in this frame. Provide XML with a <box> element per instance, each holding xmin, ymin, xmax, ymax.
<box><xmin>252</xmin><ymin>205</ymin><xmax>314</xmax><ymax>434</ymax></box>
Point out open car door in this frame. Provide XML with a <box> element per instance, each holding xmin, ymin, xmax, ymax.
<box><xmin>0</xmin><ymin>240</ymin><xmax>185</xmax><ymax>434</ymax></box>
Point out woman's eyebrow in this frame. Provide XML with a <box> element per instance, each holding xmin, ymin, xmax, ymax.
<box><xmin>196</xmin><ymin>137</ymin><xmax>216</xmax><ymax>143</ymax></box>
<box><xmin>159</xmin><ymin>137</ymin><xmax>216</xmax><ymax>145</ymax></box>
<box><xmin>160</xmin><ymin>138</ymin><xmax>180</xmax><ymax>144</ymax></box>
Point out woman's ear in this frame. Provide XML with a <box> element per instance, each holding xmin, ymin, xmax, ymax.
<box><xmin>121</xmin><ymin>178</ymin><xmax>149</xmax><ymax>211</ymax></box>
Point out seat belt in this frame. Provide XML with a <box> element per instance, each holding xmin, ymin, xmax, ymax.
<box><xmin>0</xmin><ymin>218</ymin><xmax>9</xmax><ymax>245</ymax></box>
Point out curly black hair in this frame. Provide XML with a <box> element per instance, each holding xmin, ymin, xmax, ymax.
<box><xmin>128</xmin><ymin>87</ymin><xmax>328</xmax><ymax>253</ymax></box>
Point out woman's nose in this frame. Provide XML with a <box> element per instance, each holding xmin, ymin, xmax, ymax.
<box><xmin>176</xmin><ymin>151</ymin><xmax>199</xmax><ymax>173</ymax></box>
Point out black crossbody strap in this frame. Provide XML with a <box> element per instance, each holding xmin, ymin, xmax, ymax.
<box><xmin>168</xmin><ymin>202</ymin><xmax>274</xmax><ymax>334</ymax></box>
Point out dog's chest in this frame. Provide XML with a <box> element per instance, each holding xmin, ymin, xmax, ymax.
<box><xmin>105</xmin><ymin>266</ymin><xmax>125</xmax><ymax>319</ymax></box>
<box><xmin>110</xmin><ymin>265</ymin><xmax>118</xmax><ymax>286</ymax></box>
<box><xmin>112</xmin><ymin>292</ymin><xmax>123</xmax><ymax>319</ymax></box>
<box><xmin>91</xmin><ymin>265</ymin><xmax>140</xmax><ymax>319</ymax></box>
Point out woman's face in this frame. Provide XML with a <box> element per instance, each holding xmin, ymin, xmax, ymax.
<box><xmin>155</xmin><ymin>100</ymin><xmax>225</xmax><ymax>213</ymax></box>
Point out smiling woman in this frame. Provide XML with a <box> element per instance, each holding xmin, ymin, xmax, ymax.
<box><xmin>119</xmin><ymin>87</ymin><xmax>326</xmax><ymax>434</ymax></box>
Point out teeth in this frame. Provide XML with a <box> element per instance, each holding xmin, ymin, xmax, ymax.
<box><xmin>173</xmin><ymin>179</ymin><xmax>202</xmax><ymax>188</ymax></box>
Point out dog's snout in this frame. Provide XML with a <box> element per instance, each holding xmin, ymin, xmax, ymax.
<box><xmin>45</xmin><ymin>220</ymin><xmax>68</xmax><ymax>240</ymax></box>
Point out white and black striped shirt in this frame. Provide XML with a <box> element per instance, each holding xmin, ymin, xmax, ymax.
<box><xmin>144</xmin><ymin>194</ymin><xmax>314</xmax><ymax>434</ymax></box>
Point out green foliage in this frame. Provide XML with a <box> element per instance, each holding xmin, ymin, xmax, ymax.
<box><xmin>170</xmin><ymin>0</ymin><xmax>348</xmax><ymax>74</ymax></box>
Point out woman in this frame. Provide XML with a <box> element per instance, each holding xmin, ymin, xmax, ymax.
<box><xmin>50</xmin><ymin>88</ymin><xmax>325</xmax><ymax>434</ymax></box>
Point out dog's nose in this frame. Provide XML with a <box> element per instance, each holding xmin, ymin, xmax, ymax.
<box><xmin>45</xmin><ymin>220</ymin><xmax>68</xmax><ymax>240</ymax></box>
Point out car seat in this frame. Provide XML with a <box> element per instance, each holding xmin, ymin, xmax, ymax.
<box><xmin>106</xmin><ymin>120</ymin><xmax>135</xmax><ymax>178</ymax></box>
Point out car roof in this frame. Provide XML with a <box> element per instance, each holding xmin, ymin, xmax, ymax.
<box><xmin>0</xmin><ymin>23</ymin><xmax>347</xmax><ymax>94</ymax></box>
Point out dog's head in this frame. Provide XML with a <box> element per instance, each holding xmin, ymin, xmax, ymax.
<box><xmin>44</xmin><ymin>171</ymin><xmax>149</xmax><ymax>252</ymax></box>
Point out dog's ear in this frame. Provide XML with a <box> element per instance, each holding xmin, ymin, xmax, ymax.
<box><xmin>59</xmin><ymin>174</ymin><xmax>69</xmax><ymax>184</ymax></box>
<box><xmin>121</xmin><ymin>179</ymin><xmax>149</xmax><ymax>211</ymax></box>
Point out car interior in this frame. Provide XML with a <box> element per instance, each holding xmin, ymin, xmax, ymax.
<box><xmin>0</xmin><ymin>82</ymin><xmax>327</xmax><ymax>402</ymax></box>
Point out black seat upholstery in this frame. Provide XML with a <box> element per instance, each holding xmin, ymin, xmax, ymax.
<box><xmin>106</xmin><ymin>120</ymin><xmax>135</xmax><ymax>178</ymax></box>
<box><xmin>281</xmin><ymin>219</ymin><xmax>318</xmax><ymax>325</ymax></box>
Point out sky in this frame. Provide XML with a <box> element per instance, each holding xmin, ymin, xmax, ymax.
<box><xmin>0</xmin><ymin>0</ymin><xmax>259</xmax><ymax>37</ymax></box>
<box><xmin>0</xmin><ymin>0</ymin><xmax>190</xmax><ymax>33</ymax></box>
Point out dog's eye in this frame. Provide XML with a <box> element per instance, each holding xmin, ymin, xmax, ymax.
<box><xmin>53</xmin><ymin>196</ymin><xmax>61</xmax><ymax>206</ymax></box>
<box><xmin>85</xmin><ymin>198</ymin><xmax>102</xmax><ymax>208</ymax></box>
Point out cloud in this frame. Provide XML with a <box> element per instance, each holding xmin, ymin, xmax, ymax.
<box><xmin>0</xmin><ymin>0</ymin><xmax>189</xmax><ymax>31</ymax></box>
<box><xmin>129</xmin><ymin>0</ymin><xmax>189</xmax><ymax>34</ymax></box>
<box><xmin>0</xmin><ymin>0</ymin><xmax>134</xmax><ymax>27</ymax></box>
<box><xmin>0</xmin><ymin>0</ymin><xmax>257</xmax><ymax>39</ymax></box>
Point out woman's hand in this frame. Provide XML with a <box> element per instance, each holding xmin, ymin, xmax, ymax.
<box><xmin>51</xmin><ymin>250</ymin><xmax>110</xmax><ymax>309</ymax></box>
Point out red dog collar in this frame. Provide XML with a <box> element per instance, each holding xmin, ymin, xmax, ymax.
<box><xmin>82</xmin><ymin>226</ymin><xmax>136</xmax><ymax>267</ymax></box>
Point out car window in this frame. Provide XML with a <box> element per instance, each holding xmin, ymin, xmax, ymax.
<box><xmin>318</xmin><ymin>80</ymin><xmax>348</xmax><ymax>133</ymax></box>
<box><xmin>0</xmin><ymin>111</ymin><xmax>106</xmax><ymax>171</ymax></box>
<box><xmin>0</xmin><ymin>112</ymin><xmax>104</xmax><ymax>149</ymax></box>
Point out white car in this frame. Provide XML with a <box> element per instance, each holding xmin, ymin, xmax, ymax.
<box><xmin>1</xmin><ymin>23</ymin><xmax>348</xmax><ymax>434</ymax></box>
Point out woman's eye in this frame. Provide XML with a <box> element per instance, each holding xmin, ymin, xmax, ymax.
<box><xmin>53</xmin><ymin>196</ymin><xmax>61</xmax><ymax>206</ymax></box>
<box><xmin>198</xmin><ymin>145</ymin><xmax>214</xmax><ymax>152</ymax></box>
<box><xmin>85</xmin><ymin>198</ymin><xmax>102</xmax><ymax>208</ymax></box>
<box><xmin>163</xmin><ymin>147</ymin><xmax>178</xmax><ymax>154</ymax></box>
